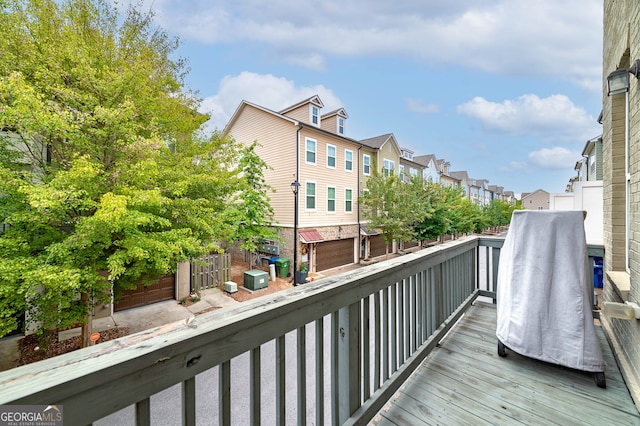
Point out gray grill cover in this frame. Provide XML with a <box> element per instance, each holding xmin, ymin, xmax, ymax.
<box><xmin>496</xmin><ymin>210</ymin><xmax>605</xmax><ymax>372</ymax></box>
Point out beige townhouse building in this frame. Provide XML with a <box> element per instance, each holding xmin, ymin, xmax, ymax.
<box><xmin>521</xmin><ymin>189</ymin><xmax>550</xmax><ymax>210</ymax></box>
<box><xmin>224</xmin><ymin>95</ymin><xmax>414</xmax><ymax>274</ymax></box>
<box><xmin>224</xmin><ymin>95</ymin><xmax>361</xmax><ymax>274</ymax></box>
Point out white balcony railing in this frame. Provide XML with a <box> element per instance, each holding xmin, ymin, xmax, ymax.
<box><xmin>0</xmin><ymin>236</ymin><xmax>604</xmax><ymax>425</ymax></box>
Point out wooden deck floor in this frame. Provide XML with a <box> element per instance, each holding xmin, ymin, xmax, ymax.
<box><xmin>375</xmin><ymin>302</ymin><xmax>640</xmax><ymax>425</ymax></box>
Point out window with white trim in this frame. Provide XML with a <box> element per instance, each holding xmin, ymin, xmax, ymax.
<box><xmin>306</xmin><ymin>182</ymin><xmax>316</xmax><ymax>209</ymax></box>
<box><xmin>306</xmin><ymin>138</ymin><xmax>317</xmax><ymax>164</ymax></box>
<box><xmin>327</xmin><ymin>144</ymin><xmax>336</xmax><ymax>168</ymax></box>
<box><xmin>327</xmin><ymin>186</ymin><xmax>336</xmax><ymax>213</ymax></box>
<box><xmin>345</xmin><ymin>149</ymin><xmax>353</xmax><ymax>171</ymax></box>
<box><xmin>338</xmin><ymin>117</ymin><xmax>345</xmax><ymax>135</ymax></box>
<box><xmin>383</xmin><ymin>159</ymin><xmax>395</xmax><ymax>177</ymax></box>
<box><xmin>311</xmin><ymin>106</ymin><xmax>319</xmax><ymax>125</ymax></box>
<box><xmin>363</xmin><ymin>154</ymin><xmax>371</xmax><ymax>175</ymax></box>
<box><xmin>345</xmin><ymin>188</ymin><xmax>353</xmax><ymax>213</ymax></box>
<box><xmin>399</xmin><ymin>165</ymin><xmax>405</xmax><ymax>181</ymax></box>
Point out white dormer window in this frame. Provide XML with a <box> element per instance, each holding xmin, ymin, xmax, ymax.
<box><xmin>311</xmin><ymin>106</ymin><xmax>319</xmax><ymax>125</ymax></box>
<box><xmin>402</xmin><ymin>150</ymin><xmax>413</xmax><ymax>160</ymax></box>
<box><xmin>338</xmin><ymin>117</ymin><xmax>345</xmax><ymax>135</ymax></box>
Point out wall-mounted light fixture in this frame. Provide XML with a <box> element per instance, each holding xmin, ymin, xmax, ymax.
<box><xmin>607</xmin><ymin>59</ymin><xmax>640</xmax><ymax>96</ymax></box>
<box><xmin>607</xmin><ymin>68</ymin><xmax>630</xmax><ymax>95</ymax></box>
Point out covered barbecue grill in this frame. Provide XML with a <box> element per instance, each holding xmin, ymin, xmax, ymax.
<box><xmin>496</xmin><ymin>210</ymin><xmax>606</xmax><ymax>388</ymax></box>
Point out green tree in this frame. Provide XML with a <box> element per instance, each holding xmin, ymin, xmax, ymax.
<box><xmin>0</xmin><ymin>0</ymin><xmax>253</xmax><ymax>345</ymax></box>
<box><xmin>360</xmin><ymin>169</ymin><xmax>429</xmax><ymax>256</ymax></box>
<box><xmin>482</xmin><ymin>199</ymin><xmax>518</xmax><ymax>232</ymax></box>
<box><xmin>414</xmin><ymin>182</ymin><xmax>452</xmax><ymax>242</ymax></box>
<box><xmin>225</xmin><ymin>141</ymin><xmax>280</xmax><ymax>266</ymax></box>
<box><xmin>452</xmin><ymin>197</ymin><xmax>483</xmax><ymax>236</ymax></box>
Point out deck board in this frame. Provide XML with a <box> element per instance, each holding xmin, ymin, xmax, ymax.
<box><xmin>376</xmin><ymin>302</ymin><xmax>640</xmax><ymax>425</ymax></box>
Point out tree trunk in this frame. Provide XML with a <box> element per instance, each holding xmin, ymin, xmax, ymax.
<box><xmin>80</xmin><ymin>292</ymin><xmax>92</xmax><ymax>348</ymax></box>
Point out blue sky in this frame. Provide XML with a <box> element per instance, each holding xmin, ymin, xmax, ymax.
<box><xmin>136</xmin><ymin>0</ymin><xmax>603</xmax><ymax>196</ymax></box>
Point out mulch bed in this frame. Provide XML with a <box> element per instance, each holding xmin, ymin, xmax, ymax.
<box><xmin>17</xmin><ymin>260</ymin><xmax>296</xmax><ymax>365</ymax></box>
<box><xmin>18</xmin><ymin>327</ymin><xmax>130</xmax><ymax>366</ymax></box>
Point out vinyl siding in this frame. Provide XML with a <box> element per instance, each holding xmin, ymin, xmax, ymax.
<box><xmin>225</xmin><ymin>105</ymin><xmax>298</xmax><ymax>226</ymax></box>
<box><xmin>298</xmin><ymin>127</ymin><xmax>359</xmax><ymax>228</ymax></box>
<box><xmin>284</xmin><ymin>104</ymin><xmax>314</xmax><ymax>125</ymax></box>
<box><xmin>321</xmin><ymin>114</ymin><xmax>341</xmax><ymax>134</ymax></box>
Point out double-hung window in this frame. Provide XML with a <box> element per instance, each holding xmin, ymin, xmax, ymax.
<box><xmin>327</xmin><ymin>186</ymin><xmax>336</xmax><ymax>213</ymax></box>
<box><xmin>345</xmin><ymin>149</ymin><xmax>353</xmax><ymax>171</ymax></box>
<box><xmin>383</xmin><ymin>159</ymin><xmax>395</xmax><ymax>177</ymax></box>
<box><xmin>306</xmin><ymin>182</ymin><xmax>316</xmax><ymax>209</ymax></box>
<box><xmin>363</xmin><ymin>154</ymin><xmax>371</xmax><ymax>175</ymax></box>
<box><xmin>338</xmin><ymin>117</ymin><xmax>345</xmax><ymax>134</ymax></box>
<box><xmin>306</xmin><ymin>138</ymin><xmax>317</xmax><ymax>164</ymax></box>
<box><xmin>327</xmin><ymin>144</ymin><xmax>336</xmax><ymax>168</ymax></box>
<box><xmin>345</xmin><ymin>189</ymin><xmax>353</xmax><ymax>213</ymax></box>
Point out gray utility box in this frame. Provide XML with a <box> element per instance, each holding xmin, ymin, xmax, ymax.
<box><xmin>244</xmin><ymin>270</ymin><xmax>269</xmax><ymax>291</ymax></box>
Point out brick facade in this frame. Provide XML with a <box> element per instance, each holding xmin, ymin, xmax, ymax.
<box><xmin>602</xmin><ymin>0</ymin><xmax>640</xmax><ymax>409</ymax></box>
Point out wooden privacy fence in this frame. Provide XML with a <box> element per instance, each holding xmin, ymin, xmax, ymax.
<box><xmin>191</xmin><ymin>252</ymin><xmax>231</xmax><ymax>291</ymax></box>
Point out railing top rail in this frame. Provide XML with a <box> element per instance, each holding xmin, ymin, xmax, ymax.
<box><xmin>0</xmin><ymin>236</ymin><xmax>484</xmax><ymax>417</ymax></box>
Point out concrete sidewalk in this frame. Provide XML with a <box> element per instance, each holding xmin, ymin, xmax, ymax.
<box><xmin>93</xmin><ymin>287</ymin><xmax>239</xmax><ymax>334</ymax></box>
<box><xmin>0</xmin><ymin>287</ymin><xmax>239</xmax><ymax>372</ymax></box>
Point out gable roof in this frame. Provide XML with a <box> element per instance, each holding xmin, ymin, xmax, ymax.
<box><xmin>359</xmin><ymin>133</ymin><xmax>394</xmax><ymax>149</ymax></box>
<box><xmin>413</xmin><ymin>154</ymin><xmax>437</xmax><ymax>167</ymax></box>
<box><xmin>321</xmin><ymin>108</ymin><xmax>349</xmax><ymax>119</ymax></box>
<box><xmin>223</xmin><ymin>99</ymin><xmax>299</xmax><ymax>135</ymax></box>
<box><xmin>450</xmin><ymin>171</ymin><xmax>469</xmax><ymax>181</ymax></box>
<box><xmin>521</xmin><ymin>189</ymin><xmax>549</xmax><ymax>199</ymax></box>
<box><xmin>279</xmin><ymin>95</ymin><xmax>324</xmax><ymax>115</ymax></box>
<box><xmin>223</xmin><ymin>98</ymin><xmax>362</xmax><ymax>147</ymax></box>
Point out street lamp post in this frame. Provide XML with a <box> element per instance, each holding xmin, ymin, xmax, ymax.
<box><xmin>291</xmin><ymin>181</ymin><xmax>300</xmax><ymax>285</ymax></box>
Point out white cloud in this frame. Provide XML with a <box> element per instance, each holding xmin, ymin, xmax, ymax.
<box><xmin>499</xmin><ymin>161</ymin><xmax>529</xmax><ymax>172</ymax></box>
<box><xmin>146</xmin><ymin>0</ymin><xmax>602</xmax><ymax>90</ymax></box>
<box><xmin>198</xmin><ymin>72</ymin><xmax>343</xmax><ymax>130</ymax></box>
<box><xmin>405</xmin><ymin>98</ymin><xmax>439</xmax><ymax>114</ymax></box>
<box><xmin>456</xmin><ymin>94</ymin><xmax>599</xmax><ymax>143</ymax></box>
<box><xmin>528</xmin><ymin>146</ymin><xmax>581</xmax><ymax>169</ymax></box>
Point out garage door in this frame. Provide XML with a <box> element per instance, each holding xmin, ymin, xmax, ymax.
<box><xmin>370</xmin><ymin>235</ymin><xmax>387</xmax><ymax>258</ymax></box>
<box><xmin>316</xmin><ymin>238</ymin><xmax>355</xmax><ymax>271</ymax></box>
<box><xmin>114</xmin><ymin>274</ymin><xmax>175</xmax><ymax>312</ymax></box>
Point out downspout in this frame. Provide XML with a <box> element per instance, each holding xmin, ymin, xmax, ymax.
<box><xmin>357</xmin><ymin>146</ymin><xmax>362</xmax><ymax>262</ymax></box>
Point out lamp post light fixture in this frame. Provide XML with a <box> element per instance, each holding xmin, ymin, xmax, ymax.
<box><xmin>291</xmin><ymin>181</ymin><xmax>300</xmax><ymax>284</ymax></box>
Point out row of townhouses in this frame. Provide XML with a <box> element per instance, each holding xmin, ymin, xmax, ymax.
<box><xmin>223</xmin><ymin>95</ymin><xmax>515</xmax><ymax>275</ymax></box>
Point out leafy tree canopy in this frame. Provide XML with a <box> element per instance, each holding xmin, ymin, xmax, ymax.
<box><xmin>0</xmin><ymin>0</ymin><xmax>276</xmax><ymax>341</ymax></box>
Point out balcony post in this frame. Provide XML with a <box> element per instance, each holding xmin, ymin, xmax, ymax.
<box><xmin>338</xmin><ymin>302</ymin><xmax>361</xmax><ymax>423</ymax></box>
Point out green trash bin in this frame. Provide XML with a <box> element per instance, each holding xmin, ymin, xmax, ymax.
<box><xmin>275</xmin><ymin>258</ymin><xmax>290</xmax><ymax>278</ymax></box>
